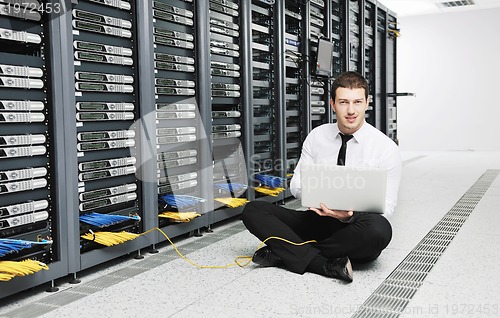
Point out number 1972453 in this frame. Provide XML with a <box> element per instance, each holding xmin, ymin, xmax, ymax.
<box><xmin>6</xmin><ymin>2</ymin><xmax>62</xmax><ymax>14</ymax></box>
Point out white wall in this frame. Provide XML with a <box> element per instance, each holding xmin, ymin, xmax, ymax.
<box><xmin>396</xmin><ymin>8</ymin><xmax>500</xmax><ymax>151</ymax></box>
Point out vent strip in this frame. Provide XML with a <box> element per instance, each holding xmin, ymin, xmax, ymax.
<box><xmin>438</xmin><ymin>0</ymin><xmax>475</xmax><ymax>8</ymax></box>
<box><xmin>351</xmin><ymin>169</ymin><xmax>499</xmax><ymax>318</ymax></box>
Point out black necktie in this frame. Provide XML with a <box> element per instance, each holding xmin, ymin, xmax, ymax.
<box><xmin>337</xmin><ymin>133</ymin><xmax>353</xmax><ymax>166</ymax></box>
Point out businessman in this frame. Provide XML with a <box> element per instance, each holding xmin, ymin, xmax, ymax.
<box><xmin>242</xmin><ymin>71</ymin><xmax>402</xmax><ymax>283</ymax></box>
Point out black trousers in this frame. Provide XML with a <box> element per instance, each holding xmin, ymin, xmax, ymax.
<box><xmin>241</xmin><ymin>201</ymin><xmax>392</xmax><ymax>274</ymax></box>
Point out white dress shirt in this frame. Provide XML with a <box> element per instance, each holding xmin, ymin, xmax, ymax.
<box><xmin>290</xmin><ymin>121</ymin><xmax>402</xmax><ymax>217</ymax></box>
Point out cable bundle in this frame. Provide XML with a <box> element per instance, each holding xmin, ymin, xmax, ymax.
<box><xmin>215</xmin><ymin>197</ymin><xmax>249</xmax><ymax>208</ymax></box>
<box><xmin>159</xmin><ymin>194</ymin><xmax>206</xmax><ymax>210</ymax></box>
<box><xmin>79</xmin><ymin>212</ymin><xmax>141</xmax><ymax>228</ymax></box>
<box><xmin>255</xmin><ymin>174</ymin><xmax>286</xmax><ymax>188</ymax></box>
<box><xmin>158</xmin><ymin>211</ymin><xmax>200</xmax><ymax>223</ymax></box>
<box><xmin>81</xmin><ymin>230</ymin><xmax>140</xmax><ymax>247</ymax></box>
<box><xmin>0</xmin><ymin>239</ymin><xmax>53</xmax><ymax>258</ymax></box>
<box><xmin>254</xmin><ymin>186</ymin><xmax>285</xmax><ymax>196</ymax></box>
<box><xmin>214</xmin><ymin>183</ymin><xmax>248</xmax><ymax>193</ymax></box>
<box><xmin>0</xmin><ymin>259</ymin><xmax>49</xmax><ymax>281</ymax></box>
<box><xmin>388</xmin><ymin>21</ymin><xmax>400</xmax><ymax>38</ymax></box>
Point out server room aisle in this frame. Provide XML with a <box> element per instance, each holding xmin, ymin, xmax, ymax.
<box><xmin>1</xmin><ymin>151</ymin><xmax>500</xmax><ymax>318</ymax></box>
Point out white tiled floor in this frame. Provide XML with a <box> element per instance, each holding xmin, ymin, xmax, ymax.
<box><xmin>1</xmin><ymin>151</ymin><xmax>500</xmax><ymax>318</ymax></box>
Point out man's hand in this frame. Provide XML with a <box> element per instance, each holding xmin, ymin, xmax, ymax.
<box><xmin>309</xmin><ymin>203</ymin><xmax>354</xmax><ymax>221</ymax></box>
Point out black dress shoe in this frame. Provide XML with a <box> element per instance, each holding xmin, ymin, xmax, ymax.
<box><xmin>252</xmin><ymin>246</ymin><xmax>283</xmax><ymax>267</ymax></box>
<box><xmin>323</xmin><ymin>256</ymin><xmax>353</xmax><ymax>283</ymax></box>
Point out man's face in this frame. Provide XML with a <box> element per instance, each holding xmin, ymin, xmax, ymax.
<box><xmin>330</xmin><ymin>87</ymin><xmax>368</xmax><ymax>135</ymax></box>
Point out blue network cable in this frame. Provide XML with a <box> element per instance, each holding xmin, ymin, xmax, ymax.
<box><xmin>0</xmin><ymin>239</ymin><xmax>53</xmax><ymax>258</ymax></box>
<box><xmin>255</xmin><ymin>174</ymin><xmax>286</xmax><ymax>188</ymax></box>
<box><xmin>79</xmin><ymin>212</ymin><xmax>141</xmax><ymax>228</ymax></box>
<box><xmin>159</xmin><ymin>194</ymin><xmax>206</xmax><ymax>210</ymax></box>
<box><xmin>214</xmin><ymin>183</ymin><xmax>248</xmax><ymax>192</ymax></box>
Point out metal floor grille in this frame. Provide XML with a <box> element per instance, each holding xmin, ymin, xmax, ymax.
<box><xmin>352</xmin><ymin>169</ymin><xmax>499</xmax><ymax>318</ymax></box>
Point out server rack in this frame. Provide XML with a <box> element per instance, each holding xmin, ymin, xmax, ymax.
<box><xmin>281</xmin><ymin>0</ymin><xmax>307</xmax><ymax>197</ymax></box>
<box><xmin>375</xmin><ymin>3</ymin><xmax>386</xmax><ymax>133</ymax></box>
<box><xmin>308</xmin><ymin>0</ymin><xmax>331</xmax><ymax>129</ymax></box>
<box><xmin>386</xmin><ymin>11</ymin><xmax>397</xmax><ymax>143</ymax></box>
<box><xmin>347</xmin><ymin>0</ymin><xmax>361</xmax><ymax>73</ymax></box>
<box><xmin>364</xmin><ymin>0</ymin><xmax>376</xmax><ymax>127</ymax></box>
<box><xmin>0</xmin><ymin>0</ymin><xmax>69</xmax><ymax>297</ymax></box>
<box><xmin>331</xmin><ymin>0</ymin><xmax>345</xmax><ymax>80</ymax></box>
<box><xmin>243</xmin><ymin>0</ymin><xmax>282</xmax><ymax>202</ymax></box>
<box><xmin>208</xmin><ymin>0</ymin><xmax>248</xmax><ymax>223</ymax></box>
<box><xmin>329</xmin><ymin>0</ymin><xmax>346</xmax><ymax>127</ymax></box>
<box><xmin>375</xmin><ymin>3</ymin><xmax>398</xmax><ymax>143</ymax></box>
<box><xmin>63</xmin><ymin>0</ymin><xmax>152</xmax><ymax>272</ymax></box>
<box><xmin>338</xmin><ymin>0</ymin><xmax>379</xmax><ymax>128</ymax></box>
<box><xmin>152</xmin><ymin>0</ymin><xmax>210</xmax><ymax>240</ymax></box>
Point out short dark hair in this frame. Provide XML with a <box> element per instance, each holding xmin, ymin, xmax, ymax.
<box><xmin>331</xmin><ymin>71</ymin><xmax>369</xmax><ymax>102</ymax></box>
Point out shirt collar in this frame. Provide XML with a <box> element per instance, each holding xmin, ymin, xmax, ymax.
<box><xmin>335</xmin><ymin>120</ymin><xmax>368</xmax><ymax>144</ymax></box>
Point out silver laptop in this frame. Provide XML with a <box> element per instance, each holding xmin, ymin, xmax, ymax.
<box><xmin>300</xmin><ymin>163</ymin><xmax>387</xmax><ymax>213</ymax></box>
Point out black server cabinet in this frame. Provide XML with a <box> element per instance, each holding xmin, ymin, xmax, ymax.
<box><xmin>208</xmin><ymin>0</ymin><xmax>248</xmax><ymax>220</ymax></box>
<box><xmin>152</xmin><ymin>0</ymin><xmax>208</xmax><ymax>234</ymax></box>
<box><xmin>375</xmin><ymin>4</ymin><xmax>398</xmax><ymax>143</ymax></box>
<box><xmin>331</xmin><ymin>0</ymin><xmax>344</xmax><ymax>80</ymax></box>
<box><xmin>0</xmin><ymin>0</ymin><xmax>68</xmax><ymax>296</ymax></box>
<box><xmin>375</xmin><ymin>5</ymin><xmax>385</xmax><ymax>132</ymax></box>
<box><xmin>340</xmin><ymin>0</ymin><xmax>386</xmax><ymax>132</ymax></box>
<box><xmin>348</xmin><ymin>0</ymin><xmax>362</xmax><ymax>73</ymax></box>
<box><xmin>243</xmin><ymin>0</ymin><xmax>281</xmax><ymax>202</ymax></box>
<box><xmin>386</xmin><ymin>12</ymin><xmax>397</xmax><ymax>143</ymax></box>
<box><xmin>364</xmin><ymin>0</ymin><xmax>376</xmax><ymax>127</ymax></box>
<box><xmin>348</xmin><ymin>0</ymin><xmax>378</xmax><ymax>126</ymax></box>
<box><xmin>0</xmin><ymin>2</ymin><xmax>53</xmax><ymax>261</ymax></box>
<box><xmin>308</xmin><ymin>0</ymin><xmax>331</xmax><ymax>130</ymax></box>
<box><xmin>68</xmin><ymin>0</ymin><xmax>145</xmax><ymax>265</ymax></box>
<box><xmin>282</xmin><ymin>0</ymin><xmax>306</xmax><ymax>195</ymax></box>
<box><xmin>330</xmin><ymin>0</ymin><xmax>346</xmax><ymax>127</ymax></box>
